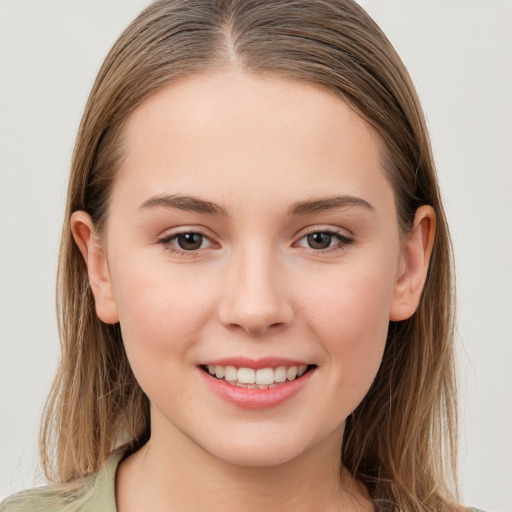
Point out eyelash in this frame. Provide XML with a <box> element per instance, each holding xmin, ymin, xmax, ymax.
<box><xmin>296</xmin><ymin>228</ymin><xmax>354</xmax><ymax>254</ymax></box>
<box><xmin>157</xmin><ymin>230</ymin><xmax>214</xmax><ymax>256</ymax></box>
<box><xmin>157</xmin><ymin>228</ymin><xmax>354</xmax><ymax>256</ymax></box>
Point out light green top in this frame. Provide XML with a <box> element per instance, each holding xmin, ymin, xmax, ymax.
<box><xmin>1</xmin><ymin>454</ymin><xmax>487</xmax><ymax>512</ymax></box>
<box><xmin>0</xmin><ymin>452</ymin><xmax>122</xmax><ymax>512</ymax></box>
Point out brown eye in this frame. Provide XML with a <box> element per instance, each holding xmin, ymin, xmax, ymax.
<box><xmin>177</xmin><ymin>233</ymin><xmax>204</xmax><ymax>250</ymax></box>
<box><xmin>296</xmin><ymin>230</ymin><xmax>353</xmax><ymax>253</ymax></box>
<box><xmin>306</xmin><ymin>232</ymin><xmax>333</xmax><ymax>249</ymax></box>
<box><xmin>158</xmin><ymin>230</ymin><xmax>215</xmax><ymax>255</ymax></box>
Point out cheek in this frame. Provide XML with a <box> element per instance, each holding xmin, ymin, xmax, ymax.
<box><xmin>297</xmin><ymin>257</ymin><xmax>396</xmax><ymax>392</ymax></box>
<box><xmin>109</xmin><ymin>258</ymin><xmax>216</xmax><ymax>373</ymax></box>
<box><xmin>301</xmin><ymin>259</ymin><xmax>395</xmax><ymax>335</ymax></box>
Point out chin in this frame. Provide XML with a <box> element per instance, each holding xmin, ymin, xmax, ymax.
<box><xmin>198</xmin><ymin>423</ymin><xmax>340</xmax><ymax>469</ymax></box>
<box><xmin>208</xmin><ymin>443</ymin><xmax>306</xmax><ymax>468</ymax></box>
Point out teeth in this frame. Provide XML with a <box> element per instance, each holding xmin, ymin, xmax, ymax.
<box><xmin>286</xmin><ymin>366</ymin><xmax>297</xmax><ymax>381</ymax></box>
<box><xmin>224</xmin><ymin>365</ymin><xmax>237</xmax><ymax>381</ymax></box>
<box><xmin>205</xmin><ymin>364</ymin><xmax>311</xmax><ymax>387</ymax></box>
<box><xmin>237</xmin><ymin>367</ymin><xmax>255</xmax><ymax>384</ymax></box>
<box><xmin>255</xmin><ymin>368</ymin><xmax>275</xmax><ymax>385</ymax></box>
<box><xmin>274</xmin><ymin>366</ymin><xmax>287</xmax><ymax>382</ymax></box>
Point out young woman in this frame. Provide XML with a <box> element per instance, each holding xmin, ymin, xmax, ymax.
<box><xmin>1</xmin><ymin>1</ymin><xmax>485</xmax><ymax>511</ymax></box>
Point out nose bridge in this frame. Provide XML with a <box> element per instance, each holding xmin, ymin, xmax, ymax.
<box><xmin>219</xmin><ymin>239</ymin><xmax>293</xmax><ymax>334</ymax></box>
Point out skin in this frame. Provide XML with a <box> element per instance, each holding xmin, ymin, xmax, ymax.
<box><xmin>72</xmin><ymin>70</ymin><xmax>435</xmax><ymax>511</ymax></box>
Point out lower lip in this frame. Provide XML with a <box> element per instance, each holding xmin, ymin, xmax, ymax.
<box><xmin>199</xmin><ymin>368</ymin><xmax>315</xmax><ymax>409</ymax></box>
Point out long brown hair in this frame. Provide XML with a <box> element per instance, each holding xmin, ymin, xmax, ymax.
<box><xmin>41</xmin><ymin>1</ymin><xmax>459</xmax><ymax>510</ymax></box>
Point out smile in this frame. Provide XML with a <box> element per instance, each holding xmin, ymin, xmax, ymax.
<box><xmin>199</xmin><ymin>358</ymin><xmax>317</xmax><ymax>408</ymax></box>
<box><xmin>202</xmin><ymin>364</ymin><xmax>311</xmax><ymax>389</ymax></box>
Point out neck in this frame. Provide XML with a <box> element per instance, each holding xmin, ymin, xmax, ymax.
<box><xmin>116</xmin><ymin>420</ymin><xmax>372</xmax><ymax>512</ymax></box>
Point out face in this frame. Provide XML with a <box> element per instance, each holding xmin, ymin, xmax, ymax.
<box><xmin>75</xmin><ymin>70</ymin><xmax>429</xmax><ymax>468</ymax></box>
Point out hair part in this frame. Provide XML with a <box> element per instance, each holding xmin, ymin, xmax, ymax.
<box><xmin>42</xmin><ymin>1</ymin><xmax>459</xmax><ymax>510</ymax></box>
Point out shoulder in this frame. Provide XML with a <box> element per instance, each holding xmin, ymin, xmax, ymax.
<box><xmin>0</xmin><ymin>477</ymin><xmax>100</xmax><ymax>512</ymax></box>
<box><xmin>0</xmin><ymin>483</ymin><xmax>88</xmax><ymax>512</ymax></box>
<box><xmin>0</xmin><ymin>452</ymin><xmax>123</xmax><ymax>512</ymax></box>
<box><xmin>1</xmin><ymin>487</ymin><xmax>51</xmax><ymax>512</ymax></box>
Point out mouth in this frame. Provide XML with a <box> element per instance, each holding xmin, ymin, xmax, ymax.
<box><xmin>199</xmin><ymin>363</ymin><xmax>316</xmax><ymax>389</ymax></box>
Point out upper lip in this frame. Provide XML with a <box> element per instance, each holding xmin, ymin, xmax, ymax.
<box><xmin>200</xmin><ymin>357</ymin><xmax>312</xmax><ymax>369</ymax></box>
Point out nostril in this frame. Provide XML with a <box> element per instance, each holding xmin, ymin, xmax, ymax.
<box><xmin>225</xmin><ymin>320</ymin><xmax>286</xmax><ymax>336</ymax></box>
<box><xmin>217</xmin><ymin>280</ymin><xmax>294</xmax><ymax>334</ymax></box>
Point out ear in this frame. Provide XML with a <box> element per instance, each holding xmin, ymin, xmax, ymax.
<box><xmin>70</xmin><ymin>211</ymin><xmax>119</xmax><ymax>324</ymax></box>
<box><xmin>389</xmin><ymin>205</ymin><xmax>436</xmax><ymax>321</ymax></box>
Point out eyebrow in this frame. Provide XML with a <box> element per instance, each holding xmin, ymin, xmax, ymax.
<box><xmin>288</xmin><ymin>196</ymin><xmax>374</xmax><ymax>216</ymax></box>
<box><xmin>139</xmin><ymin>193</ymin><xmax>374</xmax><ymax>217</ymax></box>
<box><xmin>139</xmin><ymin>194</ymin><xmax>228</xmax><ymax>216</ymax></box>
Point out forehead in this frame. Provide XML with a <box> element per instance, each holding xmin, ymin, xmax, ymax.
<box><xmin>115</xmin><ymin>70</ymin><xmax>392</xmax><ymax>213</ymax></box>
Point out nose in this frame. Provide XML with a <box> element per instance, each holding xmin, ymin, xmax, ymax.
<box><xmin>217</xmin><ymin>245</ymin><xmax>294</xmax><ymax>335</ymax></box>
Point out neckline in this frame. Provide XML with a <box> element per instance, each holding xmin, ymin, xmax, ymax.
<box><xmin>89</xmin><ymin>451</ymin><xmax>125</xmax><ymax>511</ymax></box>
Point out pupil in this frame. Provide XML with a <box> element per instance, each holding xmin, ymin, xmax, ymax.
<box><xmin>178</xmin><ymin>233</ymin><xmax>203</xmax><ymax>250</ymax></box>
<box><xmin>307</xmin><ymin>232</ymin><xmax>332</xmax><ymax>249</ymax></box>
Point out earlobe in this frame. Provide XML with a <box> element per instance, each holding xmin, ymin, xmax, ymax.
<box><xmin>389</xmin><ymin>205</ymin><xmax>436</xmax><ymax>322</ymax></box>
<box><xmin>70</xmin><ymin>211</ymin><xmax>119</xmax><ymax>324</ymax></box>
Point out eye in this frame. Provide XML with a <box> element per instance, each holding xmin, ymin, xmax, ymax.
<box><xmin>158</xmin><ymin>231</ymin><xmax>214</xmax><ymax>254</ymax></box>
<box><xmin>296</xmin><ymin>229</ymin><xmax>353</xmax><ymax>252</ymax></box>
<box><xmin>174</xmin><ymin>232</ymin><xmax>208</xmax><ymax>251</ymax></box>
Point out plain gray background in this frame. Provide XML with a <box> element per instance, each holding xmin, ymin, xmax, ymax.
<box><xmin>1</xmin><ymin>1</ymin><xmax>511</xmax><ymax>510</ymax></box>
